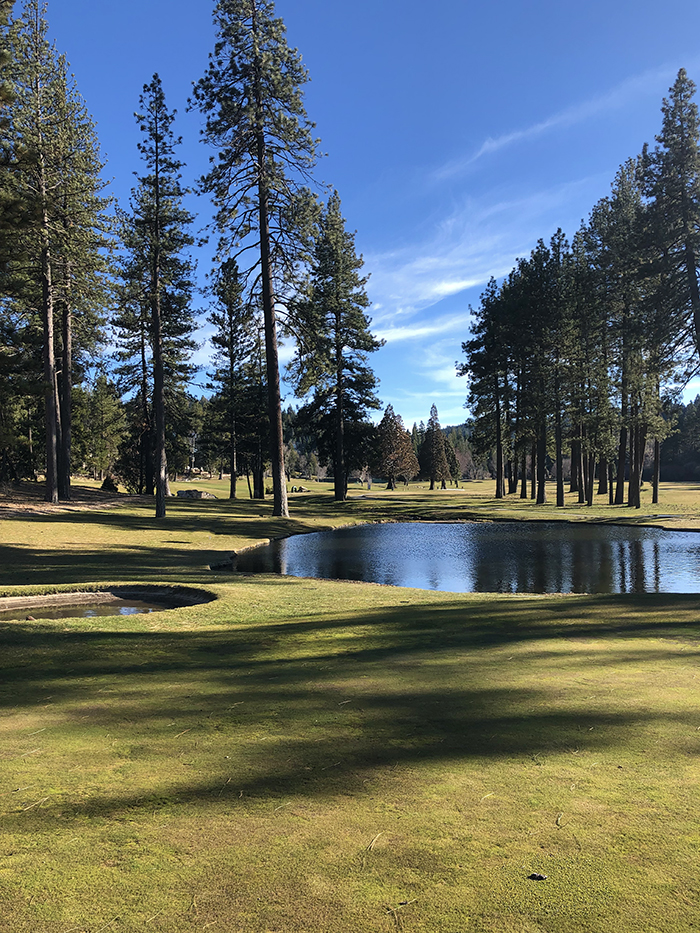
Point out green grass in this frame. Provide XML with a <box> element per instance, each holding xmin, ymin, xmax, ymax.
<box><xmin>1</xmin><ymin>482</ymin><xmax>700</xmax><ymax>931</ymax></box>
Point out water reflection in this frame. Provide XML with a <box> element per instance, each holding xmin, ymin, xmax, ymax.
<box><xmin>235</xmin><ymin>522</ymin><xmax>700</xmax><ymax>594</ymax></box>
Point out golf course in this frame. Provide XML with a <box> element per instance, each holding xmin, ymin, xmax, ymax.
<box><xmin>1</xmin><ymin>480</ymin><xmax>699</xmax><ymax>932</ymax></box>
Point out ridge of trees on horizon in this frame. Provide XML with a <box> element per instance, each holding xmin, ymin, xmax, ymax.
<box><xmin>2</xmin><ymin>0</ymin><xmax>700</xmax><ymax>512</ymax></box>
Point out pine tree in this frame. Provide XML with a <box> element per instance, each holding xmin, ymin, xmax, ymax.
<box><xmin>647</xmin><ymin>69</ymin><xmax>700</xmax><ymax>355</ymax></box>
<box><xmin>73</xmin><ymin>371</ymin><xmax>125</xmax><ymax>481</ymax></box>
<box><xmin>0</xmin><ymin>0</ymin><xmax>25</xmax><ymax>282</ymax></box>
<box><xmin>459</xmin><ymin>278</ymin><xmax>511</xmax><ymax>498</ymax></box>
<box><xmin>207</xmin><ymin>258</ymin><xmax>257</xmax><ymax>498</ymax></box>
<box><xmin>374</xmin><ymin>404</ymin><xmax>418</xmax><ymax>490</ymax></box>
<box><xmin>288</xmin><ymin>192</ymin><xmax>383</xmax><ymax>500</ymax></box>
<box><xmin>420</xmin><ymin>404</ymin><xmax>450</xmax><ymax>490</ymax></box>
<box><xmin>116</xmin><ymin>74</ymin><xmax>196</xmax><ymax>516</ymax></box>
<box><xmin>8</xmin><ymin>0</ymin><xmax>110</xmax><ymax>502</ymax></box>
<box><xmin>191</xmin><ymin>0</ymin><xmax>320</xmax><ymax>518</ymax></box>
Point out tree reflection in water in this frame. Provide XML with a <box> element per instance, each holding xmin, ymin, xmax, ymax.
<box><xmin>235</xmin><ymin>522</ymin><xmax>700</xmax><ymax>594</ymax></box>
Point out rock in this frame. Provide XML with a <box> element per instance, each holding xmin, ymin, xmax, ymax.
<box><xmin>528</xmin><ymin>873</ymin><xmax>547</xmax><ymax>881</ymax></box>
<box><xmin>176</xmin><ymin>489</ymin><xmax>217</xmax><ymax>500</ymax></box>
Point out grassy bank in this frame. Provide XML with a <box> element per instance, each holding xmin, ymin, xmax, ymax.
<box><xmin>1</xmin><ymin>482</ymin><xmax>699</xmax><ymax>931</ymax></box>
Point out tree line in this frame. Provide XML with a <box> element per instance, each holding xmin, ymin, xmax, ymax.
<box><xmin>0</xmin><ymin>0</ymin><xmax>470</xmax><ymax>509</ymax></box>
<box><xmin>5</xmin><ymin>3</ymin><xmax>698</xmax><ymax>512</ymax></box>
<box><xmin>0</xmin><ymin>0</ymin><xmax>406</xmax><ymax>513</ymax></box>
<box><xmin>459</xmin><ymin>69</ymin><xmax>700</xmax><ymax>508</ymax></box>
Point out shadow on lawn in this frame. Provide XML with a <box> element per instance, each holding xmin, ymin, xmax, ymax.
<box><xmin>0</xmin><ymin>498</ymin><xmax>347</xmax><ymax>586</ymax></box>
<box><xmin>2</xmin><ymin>591</ymin><xmax>700</xmax><ymax>824</ymax></box>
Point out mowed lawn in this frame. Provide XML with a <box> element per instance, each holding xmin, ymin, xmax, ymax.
<box><xmin>1</xmin><ymin>482</ymin><xmax>700</xmax><ymax>932</ymax></box>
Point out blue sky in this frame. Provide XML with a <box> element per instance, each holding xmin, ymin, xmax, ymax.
<box><xmin>44</xmin><ymin>0</ymin><xmax>700</xmax><ymax>426</ymax></box>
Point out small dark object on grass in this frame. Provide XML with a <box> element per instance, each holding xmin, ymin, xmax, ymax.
<box><xmin>528</xmin><ymin>873</ymin><xmax>547</xmax><ymax>881</ymax></box>
<box><xmin>101</xmin><ymin>474</ymin><xmax>119</xmax><ymax>493</ymax></box>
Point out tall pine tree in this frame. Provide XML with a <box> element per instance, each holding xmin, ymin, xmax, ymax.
<box><xmin>647</xmin><ymin>69</ymin><xmax>700</xmax><ymax>356</ymax></box>
<box><xmin>116</xmin><ymin>74</ymin><xmax>196</xmax><ymax>516</ymax></box>
<box><xmin>288</xmin><ymin>192</ymin><xmax>383</xmax><ymax>500</ymax></box>
<box><xmin>8</xmin><ymin>0</ymin><xmax>110</xmax><ymax>501</ymax></box>
<box><xmin>191</xmin><ymin>0</ymin><xmax>320</xmax><ymax>518</ymax></box>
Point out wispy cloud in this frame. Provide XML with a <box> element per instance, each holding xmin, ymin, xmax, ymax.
<box><xmin>433</xmin><ymin>62</ymin><xmax>683</xmax><ymax>181</ymax></box>
<box><xmin>366</xmin><ymin>174</ymin><xmax>605</xmax><ymax>334</ymax></box>
<box><xmin>374</xmin><ymin>312</ymin><xmax>471</xmax><ymax>344</ymax></box>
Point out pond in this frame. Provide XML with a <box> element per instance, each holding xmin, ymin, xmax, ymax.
<box><xmin>234</xmin><ymin>521</ymin><xmax>700</xmax><ymax>594</ymax></box>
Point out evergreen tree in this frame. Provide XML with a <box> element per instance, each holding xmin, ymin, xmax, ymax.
<box><xmin>191</xmin><ymin>0</ymin><xmax>320</xmax><ymax>518</ymax></box>
<box><xmin>445</xmin><ymin>435</ymin><xmax>461</xmax><ymax>486</ymax></box>
<box><xmin>206</xmin><ymin>258</ymin><xmax>257</xmax><ymax>498</ymax></box>
<box><xmin>73</xmin><ymin>371</ymin><xmax>125</xmax><ymax>481</ymax></box>
<box><xmin>288</xmin><ymin>192</ymin><xmax>383</xmax><ymax>501</ymax></box>
<box><xmin>420</xmin><ymin>404</ymin><xmax>450</xmax><ymax>490</ymax></box>
<box><xmin>647</xmin><ymin>69</ymin><xmax>700</xmax><ymax>356</ymax></box>
<box><xmin>458</xmin><ymin>278</ymin><xmax>511</xmax><ymax>498</ymax></box>
<box><xmin>0</xmin><ymin>0</ymin><xmax>25</xmax><ymax>282</ymax></box>
<box><xmin>374</xmin><ymin>404</ymin><xmax>418</xmax><ymax>489</ymax></box>
<box><xmin>116</xmin><ymin>74</ymin><xmax>196</xmax><ymax>515</ymax></box>
<box><xmin>8</xmin><ymin>0</ymin><xmax>110</xmax><ymax>501</ymax></box>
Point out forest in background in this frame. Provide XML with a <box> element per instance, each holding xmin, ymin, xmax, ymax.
<box><xmin>2</xmin><ymin>0</ymin><xmax>700</xmax><ymax>511</ymax></box>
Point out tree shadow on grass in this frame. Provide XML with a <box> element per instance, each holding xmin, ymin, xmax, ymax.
<box><xmin>1</xmin><ymin>591</ymin><xmax>699</xmax><ymax>825</ymax></box>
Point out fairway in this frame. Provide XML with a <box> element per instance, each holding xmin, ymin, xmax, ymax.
<box><xmin>1</xmin><ymin>484</ymin><xmax>700</xmax><ymax>931</ymax></box>
<box><xmin>4</xmin><ymin>0</ymin><xmax>700</xmax><ymax>926</ymax></box>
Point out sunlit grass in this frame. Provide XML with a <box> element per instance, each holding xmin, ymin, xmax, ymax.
<box><xmin>1</xmin><ymin>580</ymin><xmax>700</xmax><ymax>931</ymax></box>
<box><xmin>1</xmin><ymin>482</ymin><xmax>700</xmax><ymax>930</ymax></box>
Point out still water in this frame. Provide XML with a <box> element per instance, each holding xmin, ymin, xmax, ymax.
<box><xmin>235</xmin><ymin>521</ymin><xmax>700</xmax><ymax>594</ymax></box>
<box><xmin>0</xmin><ymin>598</ymin><xmax>171</xmax><ymax>622</ymax></box>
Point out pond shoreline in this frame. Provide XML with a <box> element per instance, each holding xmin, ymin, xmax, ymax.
<box><xmin>231</xmin><ymin>519</ymin><xmax>700</xmax><ymax>595</ymax></box>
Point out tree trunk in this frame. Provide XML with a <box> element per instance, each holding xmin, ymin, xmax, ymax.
<box><xmin>40</xmin><ymin>176</ymin><xmax>58</xmax><ymax>504</ymax></box>
<box><xmin>334</xmin><ymin>341</ymin><xmax>345</xmax><ymax>502</ymax></box>
<box><xmin>152</xmin><ymin>258</ymin><xmax>167</xmax><ymax>517</ymax></box>
<box><xmin>506</xmin><ymin>458</ymin><xmax>518</xmax><ymax>495</ymax></box>
<box><xmin>229</xmin><ymin>408</ymin><xmax>237</xmax><ymax>499</ymax></box>
<box><xmin>570</xmin><ymin>438</ymin><xmax>580</xmax><ymax>493</ymax></box>
<box><xmin>636</xmin><ymin>426</ymin><xmax>647</xmax><ymax>509</ymax></box>
<box><xmin>510</xmin><ymin>457</ymin><xmax>518</xmax><ymax>494</ymax></box>
<box><xmin>555</xmin><ymin>407</ymin><xmax>564</xmax><ymax>508</ymax></box>
<box><xmin>652</xmin><ymin>438</ymin><xmax>660</xmax><ymax>504</ymax></box>
<box><xmin>628</xmin><ymin>422</ymin><xmax>641</xmax><ymax>509</ymax></box>
<box><xmin>520</xmin><ymin>448</ymin><xmax>527</xmax><ymax>498</ymax></box>
<box><xmin>494</xmin><ymin>381</ymin><xmax>504</xmax><ymax>499</ymax></box>
<box><xmin>253</xmin><ymin>14</ymin><xmax>288</xmax><ymax>518</ymax></box>
<box><xmin>577</xmin><ymin>429</ymin><xmax>585</xmax><ymax>505</ymax></box>
<box><xmin>598</xmin><ymin>456</ymin><xmax>607</xmax><ymax>497</ymax></box>
<box><xmin>615</xmin><ymin>355</ymin><xmax>628</xmax><ymax>504</ymax></box>
<box><xmin>58</xmin><ymin>271</ymin><xmax>72</xmax><ymax>502</ymax></box>
<box><xmin>586</xmin><ymin>454</ymin><xmax>595</xmax><ymax>507</ymax></box>
<box><xmin>615</xmin><ymin>424</ymin><xmax>627</xmax><ymax>505</ymax></box>
<box><xmin>530</xmin><ymin>440</ymin><xmax>537</xmax><ymax>500</ymax></box>
<box><xmin>40</xmin><ymin>260</ymin><xmax>58</xmax><ymax>503</ymax></box>
<box><xmin>28</xmin><ymin>425</ymin><xmax>35</xmax><ymax>479</ymax></box>
<box><xmin>536</xmin><ymin>424</ymin><xmax>547</xmax><ymax>504</ymax></box>
<box><xmin>151</xmin><ymin>103</ymin><xmax>168</xmax><ymax>519</ymax></box>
